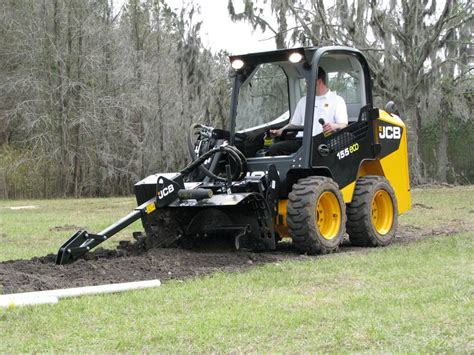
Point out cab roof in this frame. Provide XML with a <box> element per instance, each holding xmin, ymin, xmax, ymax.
<box><xmin>229</xmin><ymin>47</ymin><xmax>318</xmax><ymax>66</ymax></box>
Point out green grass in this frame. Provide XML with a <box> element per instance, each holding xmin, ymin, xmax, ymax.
<box><xmin>1</xmin><ymin>186</ymin><xmax>472</xmax><ymax>262</ymax></box>
<box><xmin>400</xmin><ymin>185</ymin><xmax>474</xmax><ymax>229</ymax></box>
<box><xmin>1</xmin><ymin>186</ymin><xmax>473</xmax><ymax>352</ymax></box>
<box><xmin>0</xmin><ymin>197</ymin><xmax>139</xmax><ymax>261</ymax></box>
<box><xmin>1</xmin><ymin>234</ymin><xmax>472</xmax><ymax>352</ymax></box>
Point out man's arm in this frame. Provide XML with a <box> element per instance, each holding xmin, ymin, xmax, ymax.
<box><xmin>269</xmin><ymin>123</ymin><xmax>303</xmax><ymax>137</ymax></box>
<box><xmin>323</xmin><ymin>95</ymin><xmax>348</xmax><ymax>134</ymax></box>
<box><xmin>270</xmin><ymin>97</ymin><xmax>306</xmax><ymax>137</ymax></box>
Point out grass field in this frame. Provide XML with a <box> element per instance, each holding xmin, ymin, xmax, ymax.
<box><xmin>1</xmin><ymin>186</ymin><xmax>473</xmax><ymax>352</ymax></box>
<box><xmin>0</xmin><ymin>197</ymin><xmax>140</xmax><ymax>261</ymax></box>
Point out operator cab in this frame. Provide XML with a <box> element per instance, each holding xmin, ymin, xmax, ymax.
<box><xmin>229</xmin><ymin>47</ymin><xmax>372</xmax><ymax>158</ymax></box>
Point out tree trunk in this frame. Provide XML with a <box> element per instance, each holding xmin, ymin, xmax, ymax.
<box><xmin>53</xmin><ymin>0</ymin><xmax>68</xmax><ymax>195</ymax></box>
<box><xmin>402</xmin><ymin>101</ymin><xmax>423</xmax><ymax>184</ymax></box>
<box><xmin>436</xmin><ymin>110</ymin><xmax>449</xmax><ymax>182</ymax></box>
<box><xmin>73</xmin><ymin>9</ymin><xmax>84</xmax><ymax>197</ymax></box>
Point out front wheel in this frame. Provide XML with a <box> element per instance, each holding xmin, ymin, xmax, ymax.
<box><xmin>346</xmin><ymin>176</ymin><xmax>398</xmax><ymax>247</ymax></box>
<box><xmin>287</xmin><ymin>177</ymin><xmax>346</xmax><ymax>254</ymax></box>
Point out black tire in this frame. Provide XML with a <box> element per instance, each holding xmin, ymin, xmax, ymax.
<box><xmin>287</xmin><ymin>176</ymin><xmax>346</xmax><ymax>254</ymax></box>
<box><xmin>346</xmin><ymin>176</ymin><xmax>398</xmax><ymax>247</ymax></box>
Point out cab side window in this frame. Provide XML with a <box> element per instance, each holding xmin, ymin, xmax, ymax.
<box><xmin>327</xmin><ymin>72</ymin><xmax>361</xmax><ymax>104</ymax></box>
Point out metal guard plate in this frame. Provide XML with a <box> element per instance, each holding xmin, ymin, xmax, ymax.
<box><xmin>168</xmin><ymin>193</ymin><xmax>253</xmax><ymax>207</ymax></box>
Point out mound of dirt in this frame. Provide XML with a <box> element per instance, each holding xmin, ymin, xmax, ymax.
<box><xmin>0</xmin><ymin>248</ymin><xmax>295</xmax><ymax>294</ymax></box>
<box><xmin>0</xmin><ymin>224</ymin><xmax>469</xmax><ymax>294</ymax></box>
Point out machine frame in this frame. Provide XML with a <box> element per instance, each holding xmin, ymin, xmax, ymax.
<box><xmin>56</xmin><ymin>46</ymin><xmax>411</xmax><ymax>265</ymax></box>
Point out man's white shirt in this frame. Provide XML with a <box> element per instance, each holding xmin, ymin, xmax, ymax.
<box><xmin>290</xmin><ymin>90</ymin><xmax>348</xmax><ymax>137</ymax></box>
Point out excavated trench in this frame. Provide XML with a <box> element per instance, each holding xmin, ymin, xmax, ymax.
<box><xmin>0</xmin><ymin>223</ymin><xmax>468</xmax><ymax>294</ymax></box>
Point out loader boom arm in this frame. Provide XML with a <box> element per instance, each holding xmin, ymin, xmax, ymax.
<box><xmin>56</xmin><ymin>199</ymin><xmax>155</xmax><ymax>265</ymax></box>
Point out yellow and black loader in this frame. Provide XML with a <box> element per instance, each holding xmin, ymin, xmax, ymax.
<box><xmin>57</xmin><ymin>46</ymin><xmax>411</xmax><ymax>264</ymax></box>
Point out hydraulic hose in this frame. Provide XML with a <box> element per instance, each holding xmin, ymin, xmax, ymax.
<box><xmin>186</xmin><ymin>124</ymin><xmax>247</xmax><ymax>182</ymax></box>
<box><xmin>181</xmin><ymin>142</ymin><xmax>246</xmax><ymax>182</ymax></box>
<box><xmin>187</xmin><ymin>123</ymin><xmax>216</xmax><ymax>181</ymax></box>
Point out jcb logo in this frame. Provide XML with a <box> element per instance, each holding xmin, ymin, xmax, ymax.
<box><xmin>379</xmin><ymin>126</ymin><xmax>401</xmax><ymax>139</ymax></box>
<box><xmin>157</xmin><ymin>184</ymin><xmax>174</xmax><ymax>199</ymax></box>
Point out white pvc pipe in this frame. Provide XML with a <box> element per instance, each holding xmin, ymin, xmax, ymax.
<box><xmin>0</xmin><ymin>279</ymin><xmax>161</xmax><ymax>308</ymax></box>
<box><xmin>0</xmin><ymin>295</ymin><xmax>58</xmax><ymax>308</ymax></box>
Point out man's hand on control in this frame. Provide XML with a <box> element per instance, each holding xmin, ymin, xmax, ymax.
<box><xmin>322</xmin><ymin>122</ymin><xmax>337</xmax><ymax>134</ymax></box>
<box><xmin>269</xmin><ymin>128</ymin><xmax>283</xmax><ymax>137</ymax></box>
<box><xmin>323</xmin><ymin>122</ymin><xmax>346</xmax><ymax>134</ymax></box>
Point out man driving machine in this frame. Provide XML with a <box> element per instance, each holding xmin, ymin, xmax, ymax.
<box><xmin>266</xmin><ymin>67</ymin><xmax>348</xmax><ymax>156</ymax></box>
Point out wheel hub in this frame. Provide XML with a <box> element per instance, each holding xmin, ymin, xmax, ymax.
<box><xmin>316</xmin><ymin>192</ymin><xmax>341</xmax><ymax>240</ymax></box>
<box><xmin>371</xmin><ymin>190</ymin><xmax>394</xmax><ymax>235</ymax></box>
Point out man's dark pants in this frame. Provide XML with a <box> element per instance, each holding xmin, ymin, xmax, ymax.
<box><xmin>266</xmin><ymin>139</ymin><xmax>302</xmax><ymax>156</ymax></box>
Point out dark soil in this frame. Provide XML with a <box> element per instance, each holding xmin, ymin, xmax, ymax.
<box><xmin>0</xmin><ymin>223</ymin><xmax>470</xmax><ymax>295</ymax></box>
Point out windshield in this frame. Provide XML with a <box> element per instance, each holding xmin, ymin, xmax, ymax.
<box><xmin>235</xmin><ymin>63</ymin><xmax>290</xmax><ymax>131</ymax></box>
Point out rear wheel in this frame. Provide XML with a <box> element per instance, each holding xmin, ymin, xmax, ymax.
<box><xmin>346</xmin><ymin>176</ymin><xmax>398</xmax><ymax>246</ymax></box>
<box><xmin>287</xmin><ymin>177</ymin><xmax>346</xmax><ymax>254</ymax></box>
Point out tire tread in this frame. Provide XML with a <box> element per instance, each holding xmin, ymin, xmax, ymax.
<box><xmin>346</xmin><ymin>175</ymin><xmax>398</xmax><ymax>247</ymax></box>
<box><xmin>287</xmin><ymin>176</ymin><xmax>346</xmax><ymax>254</ymax></box>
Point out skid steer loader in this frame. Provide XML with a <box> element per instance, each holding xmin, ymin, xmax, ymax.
<box><xmin>56</xmin><ymin>46</ymin><xmax>411</xmax><ymax>265</ymax></box>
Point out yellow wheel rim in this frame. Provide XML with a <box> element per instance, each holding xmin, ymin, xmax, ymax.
<box><xmin>316</xmin><ymin>192</ymin><xmax>341</xmax><ymax>240</ymax></box>
<box><xmin>371</xmin><ymin>190</ymin><xmax>394</xmax><ymax>235</ymax></box>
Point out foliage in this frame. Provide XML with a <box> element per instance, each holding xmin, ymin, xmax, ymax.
<box><xmin>0</xmin><ymin>0</ymin><xmax>472</xmax><ymax>198</ymax></box>
<box><xmin>421</xmin><ymin>117</ymin><xmax>474</xmax><ymax>184</ymax></box>
<box><xmin>0</xmin><ymin>0</ymin><xmax>231</xmax><ymax>198</ymax></box>
<box><xmin>0</xmin><ymin>146</ymin><xmax>50</xmax><ymax>199</ymax></box>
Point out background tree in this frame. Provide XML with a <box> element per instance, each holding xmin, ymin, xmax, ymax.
<box><xmin>0</xmin><ymin>0</ymin><xmax>471</xmax><ymax>199</ymax></box>
<box><xmin>0</xmin><ymin>0</ymin><xmax>231</xmax><ymax>198</ymax></box>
